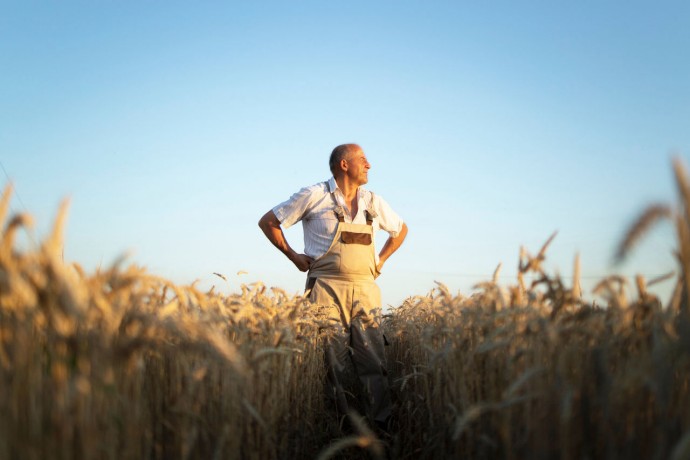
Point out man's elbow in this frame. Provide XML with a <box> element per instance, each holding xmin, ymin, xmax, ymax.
<box><xmin>399</xmin><ymin>222</ymin><xmax>409</xmax><ymax>240</ymax></box>
<box><xmin>258</xmin><ymin>212</ymin><xmax>269</xmax><ymax>230</ymax></box>
<box><xmin>258</xmin><ymin>210</ymin><xmax>278</xmax><ymax>231</ymax></box>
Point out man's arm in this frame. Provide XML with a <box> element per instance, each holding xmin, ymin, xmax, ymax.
<box><xmin>258</xmin><ymin>210</ymin><xmax>314</xmax><ymax>272</ymax></box>
<box><xmin>376</xmin><ymin>222</ymin><xmax>408</xmax><ymax>274</ymax></box>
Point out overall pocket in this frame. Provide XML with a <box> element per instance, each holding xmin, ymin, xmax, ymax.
<box><xmin>339</xmin><ymin>231</ymin><xmax>375</xmax><ymax>276</ymax></box>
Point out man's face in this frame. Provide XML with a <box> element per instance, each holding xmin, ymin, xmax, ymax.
<box><xmin>344</xmin><ymin>149</ymin><xmax>371</xmax><ymax>186</ymax></box>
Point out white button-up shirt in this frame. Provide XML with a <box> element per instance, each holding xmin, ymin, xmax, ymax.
<box><xmin>273</xmin><ymin>177</ymin><xmax>404</xmax><ymax>260</ymax></box>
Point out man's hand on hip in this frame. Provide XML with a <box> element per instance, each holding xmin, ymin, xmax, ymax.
<box><xmin>290</xmin><ymin>253</ymin><xmax>315</xmax><ymax>272</ymax></box>
<box><xmin>259</xmin><ymin>211</ymin><xmax>314</xmax><ymax>272</ymax></box>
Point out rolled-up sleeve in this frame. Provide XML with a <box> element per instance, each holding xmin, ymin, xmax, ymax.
<box><xmin>272</xmin><ymin>185</ymin><xmax>317</xmax><ymax>229</ymax></box>
<box><xmin>373</xmin><ymin>194</ymin><xmax>404</xmax><ymax>237</ymax></box>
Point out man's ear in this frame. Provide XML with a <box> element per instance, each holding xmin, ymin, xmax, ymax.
<box><xmin>340</xmin><ymin>158</ymin><xmax>348</xmax><ymax>172</ymax></box>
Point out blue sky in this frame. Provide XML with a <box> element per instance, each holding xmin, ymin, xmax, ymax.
<box><xmin>1</xmin><ymin>1</ymin><xmax>688</xmax><ymax>307</ymax></box>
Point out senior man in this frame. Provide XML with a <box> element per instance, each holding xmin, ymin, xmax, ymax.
<box><xmin>258</xmin><ymin>143</ymin><xmax>408</xmax><ymax>429</ymax></box>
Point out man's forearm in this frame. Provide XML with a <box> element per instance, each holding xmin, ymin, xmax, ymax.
<box><xmin>258</xmin><ymin>210</ymin><xmax>296</xmax><ymax>258</ymax></box>
<box><xmin>258</xmin><ymin>210</ymin><xmax>314</xmax><ymax>272</ymax></box>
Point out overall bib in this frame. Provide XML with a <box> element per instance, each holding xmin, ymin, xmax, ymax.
<box><xmin>306</xmin><ymin>199</ymin><xmax>391</xmax><ymax>424</ymax></box>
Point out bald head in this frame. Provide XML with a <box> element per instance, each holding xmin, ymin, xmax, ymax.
<box><xmin>329</xmin><ymin>144</ymin><xmax>361</xmax><ymax>176</ymax></box>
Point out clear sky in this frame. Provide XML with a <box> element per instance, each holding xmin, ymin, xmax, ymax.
<box><xmin>2</xmin><ymin>1</ymin><xmax>688</xmax><ymax>308</ymax></box>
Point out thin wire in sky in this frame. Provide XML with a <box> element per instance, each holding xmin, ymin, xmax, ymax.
<box><xmin>0</xmin><ymin>158</ymin><xmax>38</xmax><ymax>247</ymax></box>
<box><xmin>0</xmin><ymin>159</ymin><xmax>22</xmax><ymax>212</ymax></box>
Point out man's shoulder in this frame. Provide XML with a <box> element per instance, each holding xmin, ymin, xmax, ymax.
<box><xmin>360</xmin><ymin>187</ymin><xmax>381</xmax><ymax>203</ymax></box>
<box><xmin>274</xmin><ymin>180</ymin><xmax>331</xmax><ymax>225</ymax></box>
<box><xmin>298</xmin><ymin>180</ymin><xmax>330</xmax><ymax>196</ymax></box>
<box><xmin>282</xmin><ymin>180</ymin><xmax>330</xmax><ymax>207</ymax></box>
<box><xmin>362</xmin><ymin>189</ymin><xmax>400</xmax><ymax>217</ymax></box>
<box><xmin>312</xmin><ymin>180</ymin><xmax>331</xmax><ymax>192</ymax></box>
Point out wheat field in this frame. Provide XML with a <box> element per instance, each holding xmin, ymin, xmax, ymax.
<box><xmin>1</xmin><ymin>161</ymin><xmax>689</xmax><ymax>459</ymax></box>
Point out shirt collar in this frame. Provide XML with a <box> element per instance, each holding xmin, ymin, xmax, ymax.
<box><xmin>328</xmin><ymin>177</ymin><xmax>368</xmax><ymax>201</ymax></box>
<box><xmin>327</xmin><ymin>177</ymin><xmax>338</xmax><ymax>194</ymax></box>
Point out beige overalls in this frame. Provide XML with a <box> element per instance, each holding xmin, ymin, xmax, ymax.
<box><xmin>306</xmin><ymin>197</ymin><xmax>391</xmax><ymax>424</ymax></box>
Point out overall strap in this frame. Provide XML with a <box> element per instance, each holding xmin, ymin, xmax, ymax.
<box><xmin>330</xmin><ymin>192</ymin><xmax>345</xmax><ymax>223</ymax></box>
<box><xmin>365</xmin><ymin>192</ymin><xmax>377</xmax><ymax>226</ymax></box>
<box><xmin>331</xmin><ymin>189</ymin><xmax>376</xmax><ymax>225</ymax></box>
<box><xmin>365</xmin><ymin>211</ymin><xmax>374</xmax><ymax>226</ymax></box>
